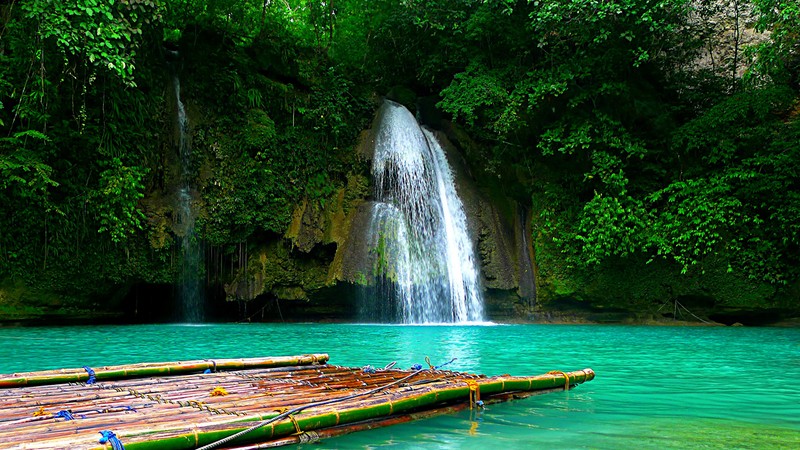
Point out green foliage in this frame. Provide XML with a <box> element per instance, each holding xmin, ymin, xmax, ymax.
<box><xmin>0</xmin><ymin>131</ymin><xmax>59</xmax><ymax>204</ymax></box>
<box><xmin>646</xmin><ymin>176</ymin><xmax>748</xmax><ymax>274</ymax></box>
<box><xmin>439</xmin><ymin>64</ymin><xmax>512</xmax><ymax>132</ymax></box>
<box><xmin>392</xmin><ymin>0</ymin><xmax>799</xmax><ymax>298</ymax></box>
<box><xmin>538</xmin><ymin>83</ymin><xmax>800</xmax><ymax>285</ymax></box>
<box><xmin>20</xmin><ymin>0</ymin><xmax>164</xmax><ymax>85</ymax></box>
<box><xmin>92</xmin><ymin>158</ymin><xmax>148</xmax><ymax>243</ymax></box>
<box><xmin>575</xmin><ymin>192</ymin><xmax>649</xmax><ymax>265</ymax></box>
<box><xmin>164</xmin><ymin>28</ymin><xmax>182</xmax><ymax>44</ymax></box>
<box><xmin>180</xmin><ymin>20</ymin><xmax>371</xmax><ymax>245</ymax></box>
<box><xmin>199</xmin><ymin>124</ymin><xmax>300</xmax><ymax>243</ymax></box>
<box><xmin>302</xmin><ymin>66</ymin><xmax>372</xmax><ymax>143</ymax></box>
<box><xmin>372</xmin><ymin>232</ymin><xmax>389</xmax><ymax>277</ymax></box>
<box><xmin>0</xmin><ymin>0</ymin><xmax>171</xmax><ymax>293</ymax></box>
<box><xmin>244</xmin><ymin>109</ymin><xmax>277</xmax><ymax>149</ymax></box>
<box><xmin>1</xmin><ymin>0</ymin><xmax>798</xmax><ymax>314</ymax></box>
<box><xmin>750</xmin><ymin>0</ymin><xmax>800</xmax><ymax>85</ymax></box>
<box><xmin>649</xmin><ymin>87</ymin><xmax>800</xmax><ymax>282</ymax></box>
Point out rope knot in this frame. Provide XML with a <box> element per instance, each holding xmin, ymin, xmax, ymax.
<box><xmin>273</xmin><ymin>407</ymin><xmax>302</xmax><ymax>435</ymax></box>
<box><xmin>547</xmin><ymin>371</ymin><xmax>571</xmax><ymax>391</ymax></box>
<box><xmin>288</xmin><ymin>414</ymin><xmax>302</xmax><ymax>434</ymax></box>
<box><xmin>53</xmin><ymin>410</ymin><xmax>76</xmax><ymax>421</ymax></box>
<box><xmin>83</xmin><ymin>366</ymin><xmax>97</xmax><ymax>385</ymax></box>
<box><xmin>98</xmin><ymin>430</ymin><xmax>125</xmax><ymax>450</ymax></box>
<box><xmin>466</xmin><ymin>380</ymin><xmax>481</xmax><ymax>409</ymax></box>
<box><xmin>202</xmin><ymin>360</ymin><xmax>218</xmax><ymax>373</ymax></box>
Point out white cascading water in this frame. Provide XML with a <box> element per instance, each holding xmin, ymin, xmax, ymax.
<box><xmin>362</xmin><ymin>101</ymin><xmax>484</xmax><ymax>323</ymax></box>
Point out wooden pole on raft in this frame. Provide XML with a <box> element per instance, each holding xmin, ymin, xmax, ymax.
<box><xmin>0</xmin><ymin>355</ymin><xmax>329</xmax><ymax>388</ymax></box>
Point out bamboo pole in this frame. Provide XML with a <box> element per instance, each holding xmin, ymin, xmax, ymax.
<box><xmin>225</xmin><ymin>387</ymin><xmax>567</xmax><ymax>449</ymax></box>
<box><xmin>0</xmin><ymin>355</ymin><xmax>329</xmax><ymax>388</ymax></box>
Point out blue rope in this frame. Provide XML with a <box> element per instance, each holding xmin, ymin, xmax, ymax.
<box><xmin>361</xmin><ymin>365</ymin><xmax>376</xmax><ymax>374</ymax></box>
<box><xmin>83</xmin><ymin>366</ymin><xmax>96</xmax><ymax>385</ymax></box>
<box><xmin>91</xmin><ymin>405</ymin><xmax>137</xmax><ymax>415</ymax></box>
<box><xmin>411</xmin><ymin>357</ymin><xmax>457</xmax><ymax>371</ymax></box>
<box><xmin>53</xmin><ymin>410</ymin><xmax>75</xmax><ymax>421</ymax></box>
<box><xmin>98</xmin><ymin>430</ymin><xmax>124</xmax><ymax>450</ymax></box>
<box><xmin>434</xmin><ymin>357</ymin><xmax>457</xmax><ymax>370</ymax></box>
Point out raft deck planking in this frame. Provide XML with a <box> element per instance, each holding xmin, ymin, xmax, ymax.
<box><xmin>0</xmin><ymin>355</ymin><xmax>595</xmax><ymax>449</ymax></box>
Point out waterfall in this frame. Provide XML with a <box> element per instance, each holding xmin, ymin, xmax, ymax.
<box><xmin>172</xmin><ymin>73</ymin><xmax>204</xmax><ymax>322</ymax></box>
<box><xmin>360</xmin><ymin>101</ymin><xmax>484</xmax><ymax>323</ymax></box>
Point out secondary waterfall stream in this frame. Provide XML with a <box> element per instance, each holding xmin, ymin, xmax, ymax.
<box><xmin>361</xmin><ymin>101</ymin><xmax>484</xmax><ymax>323</ymax></box>
<box><xmin>172</xmin><ymin>72</ymin><xmax>204</xmax><ymax>322</ymax></box>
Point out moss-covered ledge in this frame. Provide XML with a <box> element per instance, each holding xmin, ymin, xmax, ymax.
<box><xmin>0</xmin><ymin>279</ymin><xmax>126</xmax><ymax>325</ymax></box>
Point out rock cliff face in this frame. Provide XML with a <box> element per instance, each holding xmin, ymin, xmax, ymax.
<box><xmin>688</xmin><ymin>0</ymin><xmax>770</xmax><ymax>79</ymax></box>
<box><xmin>222</xmin><ymin>170</ymin><xmax>369</xmax><ymax>305</ymax></box>
<box><xmin>431</xmin><ymin>127</ymin><xmax>537</xmax><ymax>320</ymax></box>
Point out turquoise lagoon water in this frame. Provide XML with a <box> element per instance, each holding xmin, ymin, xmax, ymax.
<box><xmin>1</xmin><ymin>323</ymin><xmax>798</xmax><ymax>449</ymax></box>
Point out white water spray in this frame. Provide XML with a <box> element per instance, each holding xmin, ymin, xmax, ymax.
<box><xmin>362</xmin><ymin>101</ymin><xmax>484</xmax><ymax>323</ymax></box>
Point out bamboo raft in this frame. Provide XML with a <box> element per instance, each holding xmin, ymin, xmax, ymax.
<box><xmin>0</xmin><ymin>354</ymin><xmax>595</xmax><ymax>449</ymax></box>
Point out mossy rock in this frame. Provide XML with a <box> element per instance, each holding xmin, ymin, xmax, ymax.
<box><xmin>244</xmin><ymin>109</ymin><xmax>277</xmax><ymax>149</ymax></box>
<box><xmin>534</xmin><ymin>231</ymin><xmax>793</xmax><ymax>322</ymax></box>
<box><xmin>0</xmin><ymin>279</ymin><xmax>120</xmax><ymax>323</ymax></box>
<box><xmin>225</xmin><ymin>238</ymin><xmax>332</xmax><ymax>302</ymax></box>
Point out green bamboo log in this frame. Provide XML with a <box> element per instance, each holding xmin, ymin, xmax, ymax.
<box><xmin>0</xmin><ymin>355</ymin><xmax>329</xmax><ymax>388</ymax></box>
<box><xmin>225</xmin><ymin>387</ymin><xmax>564</xmax><ymax>449</ymax></box>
